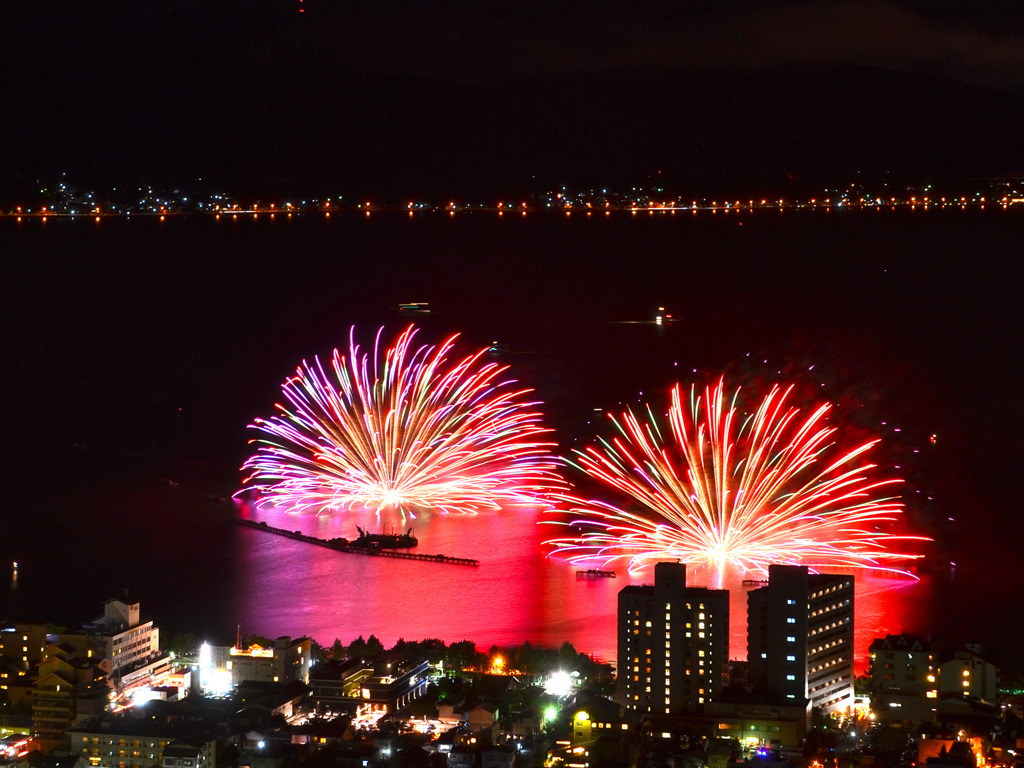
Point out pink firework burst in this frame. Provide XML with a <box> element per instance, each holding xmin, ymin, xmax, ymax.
<box><xmin>242</xmin><ymin>326</ymin><xmax>564</xmax><ymax>516</ymax></box>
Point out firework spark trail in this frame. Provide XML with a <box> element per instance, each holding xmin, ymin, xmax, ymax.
<box><xmin>545</xmin><ymin>379</ymin><xmax>929</xmax><ymax>575</ymax></box>
<box><xmin>242</xmin><ymin>326</ymin><xmax>563</xmax><ymax>516</ymax></box>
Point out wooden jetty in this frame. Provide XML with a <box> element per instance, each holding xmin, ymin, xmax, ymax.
<box><xmin>235</xmin><ymin>518</ymin><xmax>479</xmax><ymax>567</ymax></box>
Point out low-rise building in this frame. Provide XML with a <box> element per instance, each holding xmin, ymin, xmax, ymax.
<box><xmin>160</xmin><ymin>733</ymin><xmax>216</xmax><ymax>768</ymax></box>
<box><xmin>201</xmin><ymin>638</ymin><xmax>310</xmax><ymax>694</ymax></box>
<box><xmin>32</xmin><ymin>644</ymin><xmax>109</xmax><ymax>754</ymax></box>
<box><xmin>868</xmin><ymin>633</ymin><xmax>939</xmax><ymax>723</ymax></box>
<box><xmin>307</xmin><ymin>659</ymin><xmax>428</xmax><ymax>720</ymax></box>
<box><xmin>304</xmin><ymin>659</ymin><xmax>364</xmax><ymax>715</ymax></box>
<box><xmin>0</xmin><ymin>624</ymin><xmax>51</xmax><ymax>676</ymax></box>
<box><xmin>568</xmin><ymin>698</ymin><xmax>631</xmax><ymax>744</ymax></box>
<box><xmin>68</xmin><ymin>722</ymin><xmax>179</xmax><ymax>768</ymax></box>
<box><xmin>939</xmin><ymin>648</ymin><xmax>997</xmax><ymax>705</ymax></box>
<box><xmin>507</xmin><ymin>707</ymin><xmax>541</xmax><ymax>738</ymax></box>
<box><xmin>627</xmin><ymin>697</ymin><xmax>808</xmax><ymax>759</ymax></box>
<box><xmin>703</xmin><ymin>698</ymin><xmax>809</xmax><ymax>750</ymax></box>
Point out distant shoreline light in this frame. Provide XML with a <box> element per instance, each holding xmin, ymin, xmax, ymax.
<box><xmin>3</xmin><ymin>197</ymin><xmax>1019</xmax><ymax>220</ymax></box>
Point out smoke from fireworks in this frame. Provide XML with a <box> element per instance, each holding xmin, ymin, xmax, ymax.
<box><xmin>546</xmin><ymin>379</ymin><xmax>929</xmax><ymax>575</ymax></box>
<box><xmin>242</xmin><ymin>327</ymin><xmax>563</xmax><ymax>516</ymax></box>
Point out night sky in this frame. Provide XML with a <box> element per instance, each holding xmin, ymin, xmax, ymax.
<box><xmin>4</xmin><ymin>1</ymin><xmax>1024</xmax><ymax>197</ymax></box>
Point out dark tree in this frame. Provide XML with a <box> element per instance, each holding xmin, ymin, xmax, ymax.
<box><xmin>330</xmin><ymin>638</ymin><xmax>345</xmax><ymax>659</ymax></box>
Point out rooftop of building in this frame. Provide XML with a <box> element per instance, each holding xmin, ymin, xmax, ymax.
<box><xmin>870</xmin><ymin>633</ymin><xmax>938</xmax><ymax>652</ymax></box>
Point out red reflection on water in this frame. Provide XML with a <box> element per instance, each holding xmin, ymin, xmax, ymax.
<box><xmin>232</xmin><ymin>505</ymin><xmax>928</xmax><ymax>671</ymax></box>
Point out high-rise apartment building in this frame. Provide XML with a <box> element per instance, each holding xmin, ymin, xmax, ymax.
<box><xmin>616</xmin><ymin>562</ymin><xmax>729</xmax><ymax>714</ymax></box>
<box><xmin>747</xmin><ymin>565</ymin><xmax>854</xmax><ymax>712</ymax></box>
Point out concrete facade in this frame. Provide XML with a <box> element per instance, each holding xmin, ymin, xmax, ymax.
<box><xmin>747</xmin><ymin>565</ymin><xmax>854</xmax><ymax>712</ymax></box>
<box><xmin>616</xmin><ymin>562</ymin><xmax>729</xmax><ymax>714</ymax></box>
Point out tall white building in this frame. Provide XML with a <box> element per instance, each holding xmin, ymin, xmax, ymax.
<box><xmin>616</xmin><ymin>562</ymin><xmax>730</xmax><ymax>714</ymax></box>
<box><xmin>83</xmin><ymin>597</ymin><xmax>160</xmax><ymax>677</ymax></box>
<box><xmin>747</xmin><ymin>565</ymin><xmax>854</xmax><ymax>712</ymax></box>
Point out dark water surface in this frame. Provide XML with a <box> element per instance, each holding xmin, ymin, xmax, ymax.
<box><xmin>4</xmin><ymin>209</ymin><xmax>1021</xmax><ymax>671</ymax></box>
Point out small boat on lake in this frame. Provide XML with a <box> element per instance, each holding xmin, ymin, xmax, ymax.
<box><xmin>576</xmin><ymin>569</ymin><xmax>616</xmax><ymax>579</ymax></box>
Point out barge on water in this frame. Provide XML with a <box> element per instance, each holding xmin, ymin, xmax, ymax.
<box><xmin>576</xmin><ymin>569</ymin><xmax>616</xmax><ymax>579</ymax></box>
<box><xmin>351</xmin><ymin>525</ymin><xmax>417</xmax><ymax>549</ymax></box>
<box><xmin>235</xmin><ymin>518</ymin><xmax>478</xmax><ymax>567</ymax></box>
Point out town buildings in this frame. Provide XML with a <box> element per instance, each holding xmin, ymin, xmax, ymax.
<box><xmin>67</xmin><ymin>722</ymin><xmax>217</xmax><ymax>768</ymax></box>
<box><xmin>31</xmin><ymin>642</ymin><xmax>108</xmax><ymax>753</ymax></box>
<box><xmin>199</xmin><ymin>636</ymin><xmax>311</xmax><ymax>694</ymax></box>
<box><xmin>615</xmin><ymin>562</ymin><xmax>730</xmax><ymax>714</ymax></box>
<box><xmin>308</xmin><ymin>657</ymin><xmax>429</xmax><ymax>719</ymax></box>
<box><xmin>82</xmin><ymin>599</ymin><xmax>161</xmax><ymax>681</ymax></box>
<box><xmin>161</xmin><ymin>734</ymin><xmax>217</xmax><ymax>768</ymax></box>
<box><xmin>868</xmin><ymin>633</ymin><xmax>939</xmax><ymax>722</ymax></box>
<box><xmin>868</xmin><ymin>634</ymin><xmax>999</xmax><ymax>725</ymax></box>
<box><xmin>615</xmin><ymin>562</ymin><xmax>854</xmax><ymax>718</ymax></box>
<box><xmin>0</xmin><ymin>596</ymin><xmax>189</xmax><ymax>754</ymax></box>
<box><xmin>939</xmin><ymin>646</ymin><xmax>998</xmax><ymax>704</ymax></box>
<box><xmin>747</xmin><ymin>564</ymin><xmax>855</xmax><ymax>712</ymax></box>
<box><xmin>0</xmin><ymin>623</ymin><xmax>50</xmax><ymax>676</ymax></box>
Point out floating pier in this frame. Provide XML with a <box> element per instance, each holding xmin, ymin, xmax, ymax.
<box><xmin>235</xmin><ymin>519</ymin><xmax>479</xmax><ymax>567</ymax></box>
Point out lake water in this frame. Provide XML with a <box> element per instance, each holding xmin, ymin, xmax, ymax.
<box><xmin>4</xmin><ymin>208</ymin><xmax>1020</xmax><ymax>671</ymax></box>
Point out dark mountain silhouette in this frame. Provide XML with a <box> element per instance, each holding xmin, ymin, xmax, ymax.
<box><xmin>4</xmin><ymin>64</ymin><xmax>1023</xmax><ymax>199</ymax></box>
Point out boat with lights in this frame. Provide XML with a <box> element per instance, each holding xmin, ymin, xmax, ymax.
<box><xmin>351</xmin><ymin>525</ymin><xmax>418</xmax><ymax>549</ymax></box>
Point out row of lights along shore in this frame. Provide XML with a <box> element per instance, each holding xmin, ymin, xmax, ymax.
<box><xmin>4</xmin><ymin>195</ymin><xmax>1019</xmax><ymax>222</ymax></box>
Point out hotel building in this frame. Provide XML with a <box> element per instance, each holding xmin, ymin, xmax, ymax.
<box><xmin>747</xmin><ymin>565</ymin><xmax>854</xmax><ymax>712</ymax></box>
<box><xmin>616</xmin><ymin>562</ymin><xmax>729</xmax><ymax>714</ymax></box>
